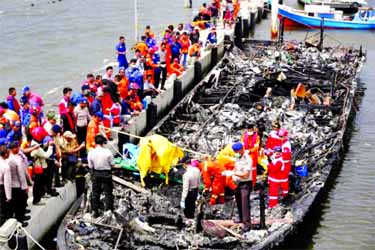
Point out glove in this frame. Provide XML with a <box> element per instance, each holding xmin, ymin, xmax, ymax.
<box><xmin>180</xmin><ymin>201</ymin><xmax>185</xmax><ymax>209</ymax></box>
<box><xmin>244</xmin><ymin>149</ymin><xmax>250</xmax><ymax>155</ymax></box>
<box><xmin>222</xmin><ymin>170</ymin><xmax>234</xmax><ymax>177</ymax></box>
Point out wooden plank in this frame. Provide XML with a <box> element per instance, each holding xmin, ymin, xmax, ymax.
<box><xmin>112</xmin><ymin>175</ymin><xmax>149</xmax><ymax>194</ymax></box>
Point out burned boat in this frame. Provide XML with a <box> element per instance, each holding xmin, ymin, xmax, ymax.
<box><xmin>57</xmin><ymin>40</ymin><xmax>365</xmax><ymax>250</ymax></box>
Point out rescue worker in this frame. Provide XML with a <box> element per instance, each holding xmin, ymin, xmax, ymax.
<box><xmin>88</xmin><ymin>135</ymin><xmax>114</xmax><ymax>218</ymax></box>
<box><xmin>6</xmin><ymin>87</ymin><xmax>21</xmax><ymax>115</ymax></box>
<box><xmin>30</xmin><ymin>127</ymin><xmax>54</xmax><ymax>205</ymax></box>
<box><xmin>74</xmin><ymin>98</ymin><xmax>90</xmax><ymax>157</ymax></box>
<box><xmin>189</xmin><ymin>42</ymin><xmax>201</xmax><ymax>63</ymax></box>
<box><xmin>265</xmin><ymin>120</ymin><xmax>282</xmax><ymax>156</ymax></box>
<box><xmin>242</xmin><ymin>123</ymin><xmax>260</xmax><ymax>187</ymax></box>
<box><xmin>116</xmin><ymin>36</ymin><xmax>128</xmax><ymax>69</ymax></box>
<box><xmin>86</xmin><ymin>112</ymin><xmax>103</xmax><ymax>151</ymax></box>
<box><xmin>223</xmin><ymin>142</ymin><xmax>252</xmax><ymax>232</ymax></box>
<box><xmin>201</xmin><ymin>158</ymin><xmax>226</xmax><ymax>205</ymax></box>
<box><xmin>278</xmin><ymin>128</ymin><xmax>292</xmax><ymax>199</ymax></box>
<box><xmin>180</xmin><ymin>159</ymin><xmax>201</xmax><ymax>219</ymax></box>
<box><xmin>216</xmin><ymin>144</ymin><xmax>238</xmax><ymax>191</ymax></box>
<box><xmin>169</xmin><ymin>58</ymin><xmax>184</xmax><ymax>77</ymax></box>
<box><xmin>178</xmin><ymin>32</ymin><xmax>190</xmax><ymax>69</ymax></box>
<box><xmin>267</xmin><ymin>146</ymin><xmax>283</xmax><ymax>209</ymax></box>
<box><xmin>58</xmin><ymin>87</ymin><xmax>72</xmax><ymax>115</ymax></box>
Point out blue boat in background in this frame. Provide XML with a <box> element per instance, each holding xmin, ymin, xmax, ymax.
<box><xmin>278</xmin><ymin>4</ymin><xmax>375</xmax><ymax>29</ymax></box>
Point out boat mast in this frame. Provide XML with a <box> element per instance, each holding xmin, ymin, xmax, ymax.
<box><xmin>135</xmin><ymin>0</ymin><xmax>138</xmax><ymax>42</ymax></box>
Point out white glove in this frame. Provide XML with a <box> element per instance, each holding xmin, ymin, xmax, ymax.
<box><xmin>222</xmin><ymin>170</ymin><xmax>234</xmax><ymax>177</ymax></box>
<box><xmin>244</xmin><ymin>150</ymin><xmax>250</xmax><ymax>155</ymax></box>
<box><xmin>180</xmin><ymin>201</ymin><xmax>185</xmax><ymax>209</ymax></box>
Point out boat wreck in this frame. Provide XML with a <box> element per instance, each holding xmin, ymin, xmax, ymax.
<box><xmin>57</xmin><ymin>40</ymin><xmax>365</xmax><ymax>250</ymax></box>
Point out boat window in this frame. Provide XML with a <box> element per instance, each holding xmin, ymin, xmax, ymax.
<box><xmin>308</xmin><ymin>12</ymin><xmax>314</xmax><ymax>17</ymax></box>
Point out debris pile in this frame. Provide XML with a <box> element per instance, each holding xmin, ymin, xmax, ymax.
<box><xmin>61</xmin><ymin>41</ymin><xmax>364</xmax><ymax>250</ymax></box>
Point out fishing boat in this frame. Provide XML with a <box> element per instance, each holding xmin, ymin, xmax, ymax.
<box><xmin>56</xmin><ymin>40</ymin><xmax>365</xmax><ymax>250</ymax></box>
<box><xmin>297</xmin><ymin>0</ymin><xmax>367</xmax><ymax>13</ymax></box>
<box><xmin>278</xmin><ymin>4</ymin><xmax>375</xmax><ymax>29</ymax></box>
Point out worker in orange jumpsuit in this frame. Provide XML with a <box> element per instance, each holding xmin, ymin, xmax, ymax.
<box><xmin>117</xmin><ymin>75</ymin><xmax>129</xmax><ymax>101</ymax></box>
<box><xmin>278</xmin><ymin>128</ymin><xmax>292</xmax><ymax>198</ymax></box>
<box><xmin>169</xmin><ymin>58</ymin><xmax>184</xmax><ymax>77</ymax></box>
<box><xmin>178</xmin><ymin>33</ymin><xmax>191</xmax><ymax>69</ymax></box>
<box><xmin>86</xmin><ymin>112</ymin><xmax>103</xmax><ymax>151</ymax></box>
<box><xmin>242</xmin><ymin>123</ymin><xmax>260</xmax><ymax>187</ymax></box>
<box><xmin>28</xmin><ymin>106</ymin><xmax>42</xmax><ymax>134</ymax></box>
<box><xmin>216</xmin><ymin>144</ymin><xmax>238</xmax><ymax>191</ymax></box>
<box><xmin>135</xmin><ymin>36</ymin><xmax>149</xmax><ymax>57</ymax></box>
<box><xmin>201</xmin><ymin>159</ymin><xmax>226</xmax><ymax>205</ymax></box>
<box><xmin>267</xmin><ymin>146</ymin><xmax>283</xmax><ymax>208</ymax></box>
<box><xmin>233</xmin><ymin>0</ymin><xmax>240</xmax><ymax>19</ymax></box>
<box><xmin>144</xmin><ymin>53</ymin><xmax>155</xmax><ymax>82</ymax></box>
<box><xmin>265</xmin><ymin>120</ymin><xmax>282</xmax><ymax>156</ymax></box>
<box><xmin>189</xmin><ymin>42</ymin><xmax>201</xmax><ymax>65</ymax></box>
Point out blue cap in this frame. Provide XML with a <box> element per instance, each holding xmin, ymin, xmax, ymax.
<box><xmin>22</xmin><ymin>86</ymin><xmax>30</xmax><ymax>94</ymax></box>
<box><xmin>51</xmin><ymin>125</ymin><xmax>62</xmax><ymax>134</ymax></box>
<box><xmin>79</xmin><ymin>97</ymin><xmax>88</xmax><ymax>104</ymax></box>
<box><xmin>273</xmin><ymin>146</ymin><xmax>282</xmax><ymax>152</ymax></box>
<box><xmin>0</xmin><ymin>138</ymin><xmax>8</xmax><ymax>146</ymax></box>
<box><xmin>95</xmin><ymin>111</ymin><xmax>104</xmax><ymax>120</ymax></box>
<box><xmin>232</xmin><ymin>142</ymin><xmax>243</xmax><ymax>151</ymax></box>
<box><xmin>20</xmin><ymin>96</ymin><xmax>29</xmax><ymax>105</ymax></box>
<box><xmin>81</xmin><ymin>84</ymin><xmax>90</xmax><ymax>91</ymax></box>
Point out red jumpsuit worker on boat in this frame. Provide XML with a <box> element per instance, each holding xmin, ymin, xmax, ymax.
<box><xmin>278</xmin><ymin>128</ymin><xmax>292</xmax><ymax>198</ymax></box>
<box><xmin>267</xmin><ymin>146</ymin><xmax>283</xmax><ymax>208</ymax></box>
<box><xmin>242</xmin><ymin>123</ymin><xmax>260</xmax><ymax>187</ymax></box>
<box><xmin>265</xmin><ymin>120</ymin><xmax>282</xmax><ymax>156</ymax></box>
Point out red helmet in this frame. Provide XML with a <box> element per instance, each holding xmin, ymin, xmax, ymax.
<box><xmin>31</xmin><ymin>127</ymin><xmax>48</xmax><ymax>142</ymax></box>
<box><xmin>31</xmin><ymin>106</ymin><xmax>41</xmax><ymax>116</ymax></box>
<box><xmin>278</xmin><ymin>128</ymin><xmax>288</xmax><ymax>137</ymax></box>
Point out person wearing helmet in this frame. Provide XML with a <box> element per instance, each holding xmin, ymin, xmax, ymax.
<box><xmin>265</xmin><ymin>120</ymin><xmax>282</xmax><ymax>156</ymax></box>
<box><xmin>278</xmin><ymin>128</ymin><xmax>292</xmax><ymax>200</ymax></box>
<box><xmin>224</xmin><ymin>142</ymin><xmax>253</xmax><ymax>232</ymax></box>
<box><xmin>267</xmin><ymin>146</ymin><xmax>284</xmax><ymax>209</ymax></box>
<box><xmin>21</xmin><ymin>86</ymin><xmax>44</xmax><ymax>108</ymax></box>
<box><xmin>242</xmin><ymin>123</ymin><xmax>260</xmax><ymax>187</ymax></box>
<box><xmin>30</xmin><ymin>127</ymin><xmax>54</xmax><ymax>205</ymax></box>
<box><xmin>180</xmin><ymin>159</ymin><xmax>201</xmax><ymax>218</ymax></box>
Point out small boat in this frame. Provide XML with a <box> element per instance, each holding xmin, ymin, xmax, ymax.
<box><xmin>297</xmin><ymin>0</ymin><xmax>367</xmax><ymax>13</ymax></box>
<box><xmin>278</xmin><ymin>4</ymin><xmax>375</xmax><ymax>29</ymax></box>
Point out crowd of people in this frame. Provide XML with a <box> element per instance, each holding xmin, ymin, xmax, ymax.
<box><xmin>180</xmin><ymin>120</ymin><xmax>292</xmax><ymax>232</ymax></box>
<box><xmin>0</xmin><ymin>0</ymin><xmax>241</xmax><ymax>228</ymax></box>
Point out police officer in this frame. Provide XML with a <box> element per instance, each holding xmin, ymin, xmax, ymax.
<box><xmin>180</xmin><ymin>159</ymin><xmax>201</xmax><ymax>219</ymax></box>
<box><xmin>88</xmin><ymin>135</ymin><xmax>114</xmax><ymax>217</ymax></box>
<box><xmin>224</xmin><ymin>142</ymin><xmax>253</xmax><ymax>232</ymax></box>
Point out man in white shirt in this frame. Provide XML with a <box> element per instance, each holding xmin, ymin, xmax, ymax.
<box><xmin>180</xmin><ymin>159</ymin><xmax>201</xmax><ymax>219</ymax></box>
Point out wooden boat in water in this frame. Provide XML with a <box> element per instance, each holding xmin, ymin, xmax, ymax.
<box><xmin>57</xmin><ymin>40</ymin><xmax>365</xmax><ymax>250</ymax></box>
<box><xmin>278</xmin><ymin>4</ymin><xmax>375</xmax><ymax>29</ymax></box>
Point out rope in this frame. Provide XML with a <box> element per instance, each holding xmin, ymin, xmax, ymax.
<box><xmin>18</xmin><ymin>225</ymin><xmax>46</xmax><ymax>250</ymax></box>
<box><xmin>99</xmin><ymin>125</ymin><xmax>209</xmax><ymax>156</ymax></box>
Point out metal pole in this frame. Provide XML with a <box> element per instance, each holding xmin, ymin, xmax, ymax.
<box><xmin>319</xmin><ymin>17</ymin><xmax>324</xmax><ymax>51</ymax></box>
<box><xmin>279</xmin><ymin>16</ymin><xmax>285</xmax><ymax>43</ymax></box>
<box><xmin>134</xmin><ymin>0</ymin><xmax>138</xmax><ymax>42</ymax></box>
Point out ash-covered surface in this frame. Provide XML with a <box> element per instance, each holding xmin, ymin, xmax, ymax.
<box><xmin>61</xmin><ymin>41</ymin><xmax>365</xmax><ymax>250</ymax></box>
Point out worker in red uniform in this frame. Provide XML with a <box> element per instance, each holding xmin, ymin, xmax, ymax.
<box><xmin>102</xmin><ymin>88</ymin><xmax>114</xmax><ymax>139</ymax></box>
<box><xmin>265</xmin><ymin>120</ymin><xmax>282</xmax><ymax>156</ymax></box>
<box><xmin>278</xmin><ymin>128</ymin><xmax>292</xmax><ymax>199</ymax></box>
<box><xmin>267</xmin><ymin>146</ymin><xmax>283</xmax><ymax>209</ymax></box>
<box><xmin>242</xmin><ymin>123</ymin><xmax>260</xmax><ymax>187</ymax></box>
<box><xmin>201</xmin><ymin>159</ymin><xmax>226</xmax><ymax>205</ymax></box>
